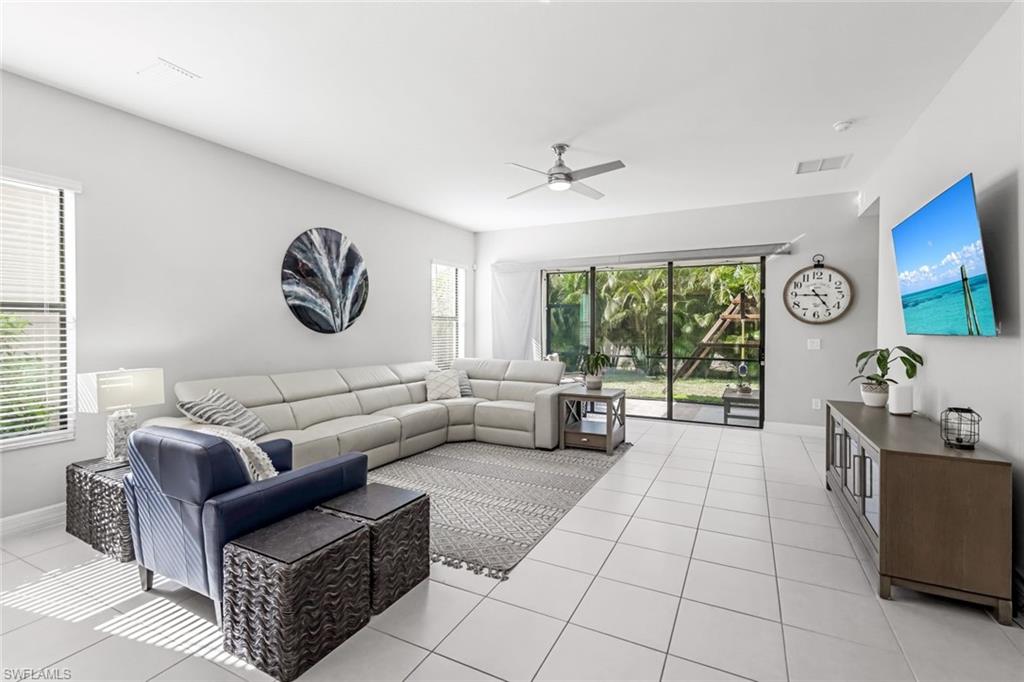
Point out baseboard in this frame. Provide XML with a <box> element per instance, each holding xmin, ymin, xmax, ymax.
<box><xmin>763</xmin><ymin>421</ymin><xmax>822</xmax><ymax>438</ymax></box>
<box><xmin>0</xmin><ymin>502</ymin><xmax>65</xmax><ymax>536</ymax></box>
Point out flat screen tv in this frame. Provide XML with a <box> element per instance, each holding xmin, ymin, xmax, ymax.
<box><xmin>891</xmin><ymin>174</ymin><xmax>997</xmax><ymax>336</ymax></box>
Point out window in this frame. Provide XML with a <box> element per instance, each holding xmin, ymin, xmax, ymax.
<box><xmin>1</xmin><ymin>176</ymin><xmax>76</xmax><ymax>448</ymax></box>
<box><xmin>430</xmin><ymin>263</ymin><xmax>465</xmax><ymax>369</ymax></box>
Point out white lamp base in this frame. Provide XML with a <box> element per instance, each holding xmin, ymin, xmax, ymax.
<box><xmin>105</xmin><ymin>408</ymin><xmax>137</xmax><ymax>462</ymax></box>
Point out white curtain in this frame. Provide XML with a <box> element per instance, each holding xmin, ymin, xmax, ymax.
<box><xmin>491</xmin><ymin>263</ymin><xmax>542</xmax><ymax>360</ymax></box>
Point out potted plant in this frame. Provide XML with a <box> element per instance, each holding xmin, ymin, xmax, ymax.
<box><xmin>850</xmin><ymin>346</ymin><xmax>924</xmax><ymax>407</ymax></box>
<box><xmin>579</xmin><ymin>352</ymin><xmax>611</xmax><ymax>390</ymax></box>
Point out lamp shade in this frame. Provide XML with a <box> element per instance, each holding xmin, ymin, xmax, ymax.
<box><xmin>78</xmin><ymin>368</ymin><xmax>165</xmax><ymax>413</ymax></box>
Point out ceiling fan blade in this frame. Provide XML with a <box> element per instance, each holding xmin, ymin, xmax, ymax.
<box><xmin>505</xmin><ymin>162</ymin><xmax>548</xmax><ymax>175</ymax></box>
<box><xmin>507</xmin><ymin>183</ymin><xmax>549</xmax><ymax>200</ymax></box>
<box><xmin>569</xmin><ymin>160</ymin><xmax>625</xmax><ymax>181</ymax></box>
<box><xmin>570</xmin><ymin>182</ymin><xmax>604</xmax><ymax>200</ymax></box>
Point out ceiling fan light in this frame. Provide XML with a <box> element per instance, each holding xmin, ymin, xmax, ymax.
<box><xmin>548</xmin><ymin>178</ymin><xmax>571</xmax><ymax>191</ymax></box>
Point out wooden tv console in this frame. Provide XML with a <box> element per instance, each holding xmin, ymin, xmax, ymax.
<box><xmin>825</xmin><ymin>400</ymin><xmax>1013</xmax><ymax>624</ymax></box>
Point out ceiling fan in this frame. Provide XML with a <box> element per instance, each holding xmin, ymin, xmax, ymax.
<box><xmin>506</xmin><ymin>144</ymin><xmax>625</xmax><ymax>200</ymax></box>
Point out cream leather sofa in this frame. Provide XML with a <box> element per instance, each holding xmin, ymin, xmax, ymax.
<box><xmin>143</xmin><ymin>358</ymin><xmax>569</xmax><ymax>470</ymax></box>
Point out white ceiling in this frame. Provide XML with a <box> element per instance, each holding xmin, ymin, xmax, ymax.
<box><xmin>1</xmin><ymin>2</ymin><xmax>1008</xmax><ymax>231</ymax></box>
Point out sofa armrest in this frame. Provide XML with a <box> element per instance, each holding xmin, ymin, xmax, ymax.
<box><xmin>258</xmin><ymin>438</ymin><xmax>293</xmax><ymax>472</ymax></box>
<box><xmin>533</xmin><ymin>383</ymin><xmax>578</xmax><ymax>449</ymax></box>
<box><xmin>201</xmin><ymin>452</ymin><xmax>367</xmax><ymax>602</ymax></box>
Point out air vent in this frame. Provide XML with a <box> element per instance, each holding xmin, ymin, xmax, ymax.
<box><xmin>795</xmin><ymin>155</ymin><xmax>851</xmax><ymax>174</ymax></box>
<box><xmin>137</xmin><ymin>58</ymin><xmax>202</xmax><ymax>81</ymax></box>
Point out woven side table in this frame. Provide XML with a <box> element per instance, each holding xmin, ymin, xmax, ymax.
<box><xmin>222</xmin><ymin>510</ymin><xmax>371</xmax><ymax>682</ymax></box>
<box><xmin>320</xmin><ymin>482</ymin><xmax>430</xmax><ymax>614</ymax></box>
<box><xmin>65</xmin><ymin>458</ymin><xmax>135</xmax><ymax>562</ymax></box>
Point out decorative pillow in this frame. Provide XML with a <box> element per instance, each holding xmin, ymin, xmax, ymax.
<box><xmin>196</xmin><ymin>426</ymin><xmax>278</xmax><ymax>482</ymax></box>
<box><xmin>176</xmin><ymin>388</ymin><xmax>269</xmax><ymax>440</ymax></box>
<box><xmin>457</xmin><ymin>370</ymin><xmax>473</xmax><ymax>397</ymax></box>
<box><xmin>425</xmin><ymin>369</ymin><xmax>461</xmax><ymax>401</ymax></box>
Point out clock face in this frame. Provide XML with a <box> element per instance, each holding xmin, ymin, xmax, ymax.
<box><xmin>784</xmin><ymin>266</ymin><xmax>853</xmax><ymax>324</ymax></box>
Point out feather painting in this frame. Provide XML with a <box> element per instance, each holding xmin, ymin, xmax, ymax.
<box><xmin>281</xmin><ymin>228</ymin><xmax>369</xmax><ymax>333</ymax></box>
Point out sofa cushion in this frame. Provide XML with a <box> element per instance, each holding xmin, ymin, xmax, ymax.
<box><xmin>175</xmin><ymin>375</ymin><xmax>283</xmax><ymax>407</ymax></box>
<box><xmin>498</xmin><ymin>381</ymin><xmax>557</xmax><ymax>403</ymax></box>
<box><xmin>425</xmin><ymin>370</ymin><xmax>461</xmax><ymax>401</ymax></box>
<box><xmin>290</xmin><ymin>393</ymin><xmax>362</xmax><ymax>429</ymax></box>
<box><xmin>436</xmin><ymin>397</ymin><xmax>487</xmax><ymax>425</ymax></box>
<box><xmin>475</xmin><ymin>400</ymin><xmax>535</xmax><ymax>432</ymax></box>
<box><xmin>504</xmin><ymin>360</ymin><xmax>564</xmax><ymax>384</ymax></box>
<box><xmin>255</xmin><ymin>429</ymin><xmax>343</xmax><ymax>467</ymax></box>
<box><xmin>375</xmin><ymin>402</ymin><xmax>448</xmax><ymax>438</ymax></box>
<box><xmin>248</xmin><ymin>403</ymin><xmax>297</xmax><ymax>433</ymax></box>
<box><xmin>469</xmin><ymin>379</ymin><xmax>501</xmax><ymax>400</ymax></box>
<box><xmin>270</xmin><ymin>369</ymin><xmax>348</xmax><ymax>402</ymax></box>
<box><xmin>308</xmin><ymin>414</ymin><xmax>402</xmax><ymax>454</ymax></box>
<box><xmin>354</xmin><ymin>384</ymin><xmax>413</xmax><ymax>414</ymax></box>
<box><xmin>388</xmin><ymin>361</ymin><xmax>440</xmax><ymax>384</ymax></box>
<box><xmin>452</xmin><ymin>358</ymin><xmax>510</xmax><ymax>381</ymax></box>
<box><xmin>338</xmin><ymin>365</ymin><xmax>400</xmax><ymax>391</ymax></box>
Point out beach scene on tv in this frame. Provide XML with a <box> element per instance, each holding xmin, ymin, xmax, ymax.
<box><xmin>892</xmin><ymin>175</ymin><xmax>997</xmax><ymax>336</ymax></box>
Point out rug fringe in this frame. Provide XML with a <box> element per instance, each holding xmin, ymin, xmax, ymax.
<box><xmin>430</xmin><ymin>552</ymin><xmax>510</xmax><ymax>581</ymax></box>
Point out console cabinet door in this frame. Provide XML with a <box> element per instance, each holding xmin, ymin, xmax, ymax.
<box><xmin>862</xmin><ymin>444</ymin><xmax>881</xmax><ymax>540</ymax></box>
<box><xmin>842</xmin><ymin>428</ymin><xmax>861</xmax><ymax>512</ymax></box>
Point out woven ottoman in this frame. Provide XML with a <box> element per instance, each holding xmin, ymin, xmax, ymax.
<box><xmin>221</xmin><ymin>510</ymin><xmax>370</xmax><ymax>682</ymax></box>
<box><xmin>65</xmin><ymin>458</ymin><xmax>135</xmax><ymax>562</ymax></box>
<box><xmin>320</xmin><ymin>482</ymin><xmax>430</xmax><ymax>614</ymax></box>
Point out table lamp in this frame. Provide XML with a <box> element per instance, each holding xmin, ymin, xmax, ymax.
<box><xmin>78</xmin><ymin>368</ymin><xmax>164</xmax><ymax>462</ymax></box>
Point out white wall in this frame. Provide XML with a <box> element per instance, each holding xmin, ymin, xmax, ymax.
<box><xmin>0</xmin><ymin>73</ymin><xmax>475</xmax><ymax>517</ymax></box>
<box><xmin>859</xmin><ymin>4</ymin><xmax>1023</xmax><ymax>599</ymax></box>
<box><xmin>476</xmin><ymin>192</ymin><xmax>879</xmax><ymax>428</ymax></box>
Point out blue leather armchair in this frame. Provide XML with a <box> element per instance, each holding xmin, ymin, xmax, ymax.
<box><xmin>123</xmin><ymin>426</ymin><xmax>367</xmax><ymax>620</ymax></box>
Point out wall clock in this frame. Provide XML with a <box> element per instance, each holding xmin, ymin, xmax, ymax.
<box><xmin>784</xmin><ymin>254</ymin><xmax>853</xmax><ymax>324</ymax></box>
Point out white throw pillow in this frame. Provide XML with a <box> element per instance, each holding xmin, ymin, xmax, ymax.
<box><xmin>426</xmin><ymin>370</ymin><xmax>461</xmax><ymax>401</ymax></box>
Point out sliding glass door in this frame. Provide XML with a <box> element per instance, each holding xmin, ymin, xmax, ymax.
<box><xmin>543</xmin><ymin>259</ymin><xmax>764</xmax><ymax>428</ymax></box>
<box><xmin>595</xmin><ymin>267</ymin><xmax>669</xmax><ymax>418</ymax></box>
<box><xmin>670</xmin><ymin>263</ymin><xmax>762</xmax><ymax>427</ymax></box>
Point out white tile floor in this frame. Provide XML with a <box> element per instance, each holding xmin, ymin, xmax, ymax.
<box><xmin>2</xmin><ymin>417</ymin><xmax>1022</xmax><ymax>681</ymax></box>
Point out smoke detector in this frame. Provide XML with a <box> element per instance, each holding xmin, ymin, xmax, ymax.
<box><xmin>137</xmin><ymin>58</ymin><xmax>202</xmax><ymax>81</ymax></box>
<box><xmin>795</xmin><ymin>155</ymin><xmax>851</xmax><ymax>174</ymax></box>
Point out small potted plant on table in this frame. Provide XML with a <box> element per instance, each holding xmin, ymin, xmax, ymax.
<box><xmin>850</xmin><ymin>346</ymin><xmax>924</xmax><ymax>407</ymax></box>
<box><xmin>579</xmin><ymin>352</ymin><xmax>611</xmax><ymax>391</ymax></box>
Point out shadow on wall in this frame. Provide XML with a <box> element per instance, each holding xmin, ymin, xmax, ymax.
<box><xmin>976</xmin><ymin>170</ymin><xmax>1019</xmax><ymax>338</ymax></box>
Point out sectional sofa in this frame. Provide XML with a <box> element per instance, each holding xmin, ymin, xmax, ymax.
<box><xmin>144</xmin><ymin>358</ymin><xmax>570</xmax><ymax>469</ymax></box>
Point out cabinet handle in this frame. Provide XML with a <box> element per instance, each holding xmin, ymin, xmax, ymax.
<box><xmin>865</xmin><ymin>456</ymin><xmax>874</xmax><ymax>499</ymax></box>
<box><xmin>852</xmin><ymin>453</ymin><xmax>864</xmax><ymax>497</ymax></box>
<box><xmin>580</xmin><ymin>437</ymin><xmax>588</xmax><ymax>443</ymax></box>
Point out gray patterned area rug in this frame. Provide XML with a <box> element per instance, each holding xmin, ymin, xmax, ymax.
<box><xmin>368</xmin><ymin>440</ymin><xmax>628</xmax><ymax>580</ymax></box>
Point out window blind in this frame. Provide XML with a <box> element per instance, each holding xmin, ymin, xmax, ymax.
<box><xmin>1</xmin><ymin>178</ymin><xmax>75</xmax><ymax>448</ymax></box>
<box><xmin>431</xmin><ymin>263</ymin><xmax>465</xmax><ymax>370</ymax></box>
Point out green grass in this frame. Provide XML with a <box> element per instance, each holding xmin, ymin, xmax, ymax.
<box><xmin>600</xmin><ymin>375</ymin><xmax>741</xmax><ymax>405</ymax></box>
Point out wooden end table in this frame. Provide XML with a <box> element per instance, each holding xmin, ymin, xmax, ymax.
<box><xmin>559</xmin><ymin>387</ymin><xmax>626</xmax><ymax>454</ymax></box>
<box><xmin>722</xmin><ymin>387</ymin><xmax>760</xmax><ymax>426</ymax></box>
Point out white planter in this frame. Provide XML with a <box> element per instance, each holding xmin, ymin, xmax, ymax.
<box><xmin>860</xmin><ymin>383</ymin><xmax>889</xmax><ymax>408</ymax></box>
<box><xmin>585</xmin><ymin>375</ymin><xmax>603</xmax><ymax>391</ymax></box>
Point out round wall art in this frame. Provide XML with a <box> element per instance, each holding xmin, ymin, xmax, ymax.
<box><xmin>281</xmin><ymin>227</ymin><xmax>369</xmax><ymax>333</ymax></box>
